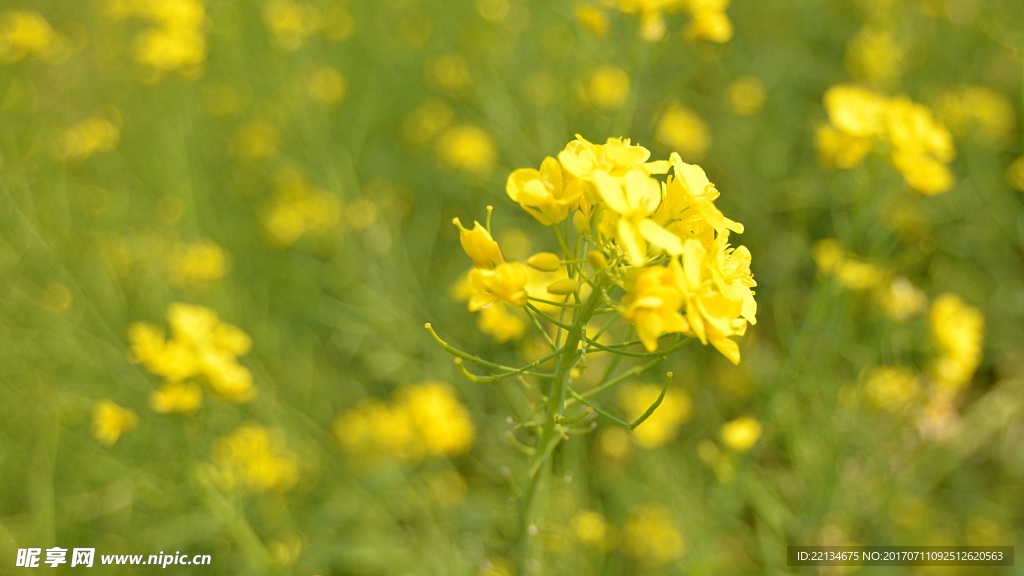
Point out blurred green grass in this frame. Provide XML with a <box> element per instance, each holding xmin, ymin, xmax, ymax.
<box><xmin>2</xmin><ymin>0</ymin><xmax>1024</xmax><ymax>574</ymax></box>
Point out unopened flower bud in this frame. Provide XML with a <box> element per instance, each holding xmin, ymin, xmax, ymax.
<box><xmin>547</xmin><ymin>278</ymin><xmax>578</xmax><ymax>295</ymax></box>
<box><xmin>453</xmin><ymin>217</ymin><xmax>504</xmax><ymax>268</ymax></box>
<box><xmin>572</xmin><ymin>211</ymin><xmax>591</xmax><ymax>236</ymax></box>
<box><xmin>587</xmin><ymin>250</ymin><xmax>607</xmax><ymax>270</ymax></box>
<box><xmin>527</xmin><ymin>252</ymin><xmax>562</xmax><ymax>272</ymax></box>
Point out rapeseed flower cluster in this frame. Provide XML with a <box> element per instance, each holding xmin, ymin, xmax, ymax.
<box><xmin>333</xmin><ymin>382</ymin><xmax>475</xmax><ymax>465</ymax></box>
<box><xmin>504</xmin><ymin>135</ymin><xmax>756</xmax><ymax>363</ymax></box>
<box><xmin>166</xmin><ymin>240</ymin><xmax>230</xmax><ymax>288</ymax></box>
<box><xmin>56</xmin><ymin>116</ymin><xmax>121</xmax><ymax>162</ymax></box>
<box><xmin>0</xmin><ymin>9</ymin><xmax>67</xmax><ymax>63</ymax></box>
<box><xmin>596</xmin><ymin>0</ymin><xmax>733</xmax><ymax>43</ymax></box>
<box><xmin>813</xmin><ymin>239</ymin><xmax>928</xmax><ymax>321</ymax></box>
<box><xmin>209</xmin><ymin>422</ymin><xmax>300</xmax><ymax>494</ymax></box>
<box><xmin>102</xmin><ymin>0</ymin><xmax>208</xmax><ymax>80</ymax></box>
<box><xmin>91</xmin><ymin>400</ymin><xmax>139</xmax><ymax>446</ymax></box>
<box><xmin>127</xmin><ymin>303</ymin><xmax>255</xmax><ymax>413</ymax></box>
<box><xmin>929</xmin><ymin>293</ymin><xmax>984</xmax><ymax>394</ymax></box>
<box><xmin>262</xmin><ymin>167</ymin><xmax>343</xmax><ymax>247</ymax></box>
<box><xmin>816</xmin><ymin>84</ymin><xmax>956</xmax><ymax>195</ymax></box>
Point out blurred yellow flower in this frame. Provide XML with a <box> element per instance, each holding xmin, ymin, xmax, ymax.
<box><xmin>1007</xmin><ymin>154</ymin><xmax>1024</xmax><ymax>192</ymax></box>
<box><xmin>864</xmin><ymin>365</ymin><xmax>919</xmax><ymax>412</ymax></box>
<box><xmin>128</xmin><ymin>303</ymin><xmax>255</xmax><ymax>408</ymax></box>
<box><xmin>92</xmin><ymin>400</ymin><xmax>139</xmax><ymax>446</ymax></box>
<box><xmin>570</xmin><ymin>510</ymin><xmax>611</xmax><ymax>547</ymax></box>
<box><xmin>210</xmin><ymin>422</ymin><xmax>300</xmax><ymax>494</ymax></box>
<box><xmin>583</xmin><ymin>64</ymin><xmax>630</xmax><ymax>110</ymax></box>
<box><xmin>306</xmin><ymin>65</ymin><xmax>346</xmax><ymax>106</ymax></box>
<box><xmin>684</xmin><ymin>2</ymin><xmax>733</xmax><ymax>43</ymax></box>
<box><xmin>56</xmin><ymin>117</ymin><xmax>120</xmax><ymax>162</ymax></box>
<box><xmin>0</xmin><ymin>9</ymin><xmax>66</xmax><ymax>63</ymax></box>
<box><xmin>334</xmin><ymin>382</ymin><xmax>475</xmax><ymax>464</ymax></box>
<box><xmin>934</xmin><ymin>85</ymin><xmax>1016</xmax><ymax>146</ymax></box>
<box><xmin>815</xmin><ymin>124</ymin><xmax>872</xmax><ymax>169</ymax></box>
<box><xmin>617</xmin><ymin>383</ymin><xmax>692</xmax><ymax>448</ymax></box>
<box><xmin>262</xmin><ymin>168</ymin><xmax>342</xmax><ymax>246</ymax></box>
<box><xmin>881</xmin><ymin>277</ymin><xmax>928</xmax><ymax>321</ymax></box>
<box><xmin>437</xmin><ymin>125</ymin><xmax>497</xmax><ymax>176</ymax></box>
<box><xmin>726</xmin><ymin>76</ymin><xmax>766</xmax><ymax>116</ymax></box>
<box><xmin>929</xmin><ymin>293</ymin><xmax>984</xmax><ymax>393</ymax></box>
<box><xmin>719</xmin><ymin>415</ymin><xmax>761</xmax><ymax>452</ymax></box>
<box><xmin>148</xmin><ymin>381</ymin><xmax>203</xmax><ymax>414</ymax></box>
<box><xmin>574</xmin><ymin>4</ymin><xmax>609</xmax><ymax>37</ymax></box>
<box><xmin>402</xmin><ymin>98</ymin><xmax>454</xmax><ymax>146</ymax></box>
<box><xmin>824</xmin><ymin>84</ymin><xmax>888</xmax><ymax>138</ymax></box>
<box><xmin>427</xmin><ymin>52</ymin><xmax>472</xmax><ymax>93</ymax></box>
<box><xmin>655</xmin><ymin>103</ymin><xmax>711</xmax><ymax>161</ymax></box>
<box><xmin>233</xmin><ymin>121</ymin><xmax>281</xmax><ymax>160</ymax></box>
<box><xmin>166</xmin><ymin>240</ymin><xmax>229</xmax><ymax>288</ymax></box>
<box><xmin>846</xmin><ymin>26</ymin><xmax>903</xmax><ymax>87</ymax></box>
<box><xmin>475</xmin><ymin>302</ymin><xmax>526</xmax><ymax>343</ymax></box>
<box><xmin>621</xmin><ymin>504</ymin><xmax>685</xmax><ymax>566</ymax></box>
<box><xmin>262</xmin><ymin>0</ymin><xmax>321</xmax><ymax>51</ymax></box>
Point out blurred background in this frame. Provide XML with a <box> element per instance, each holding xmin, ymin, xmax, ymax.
<box><xmin>2</xmin><ymin>0</ymin><xmax>1024</xmax><ymax>574</ymax></box>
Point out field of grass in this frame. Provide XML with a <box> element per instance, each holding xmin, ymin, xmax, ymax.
<box><xmin>2</xmin><ymin>0</ymin><xmax>1024</xmax><ymax>574</ymax></box>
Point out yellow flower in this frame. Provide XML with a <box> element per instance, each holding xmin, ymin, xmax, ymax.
<box><xmin>621</xmin><ymin>504</ymin><xmax>685</xmax><ymax>566</ymax></box>
<box><xmin>726</xmin><ymin>76</ymin><xmax>766</xmax><ymax>116</ymax></box>
<box><xmin>56</xmin><ymin>117</ymin><xmax>120</xmax><ymax>162</ymax></box>
<box><xmin>506</xmin><ymin>156</ymin><xmax>583</xmax><ymax>226</ymax></box>
<box><xmin>618</xmin><ymin>261</ymin><xmax>690</xmax><ymax>352</ymax></box>
<box><xmin>675</xmin><ymin>236</ymin><xmax>755</xmax><ymax>364</ymax></box>
<box><xmin>885</xmin><ymin>97</ymin><xmax>955</xmax><ymax>162</ymax></box>
<box><xmin>148</xmin><ymin>381</ymin><xmax>203</xmax><ymax>414</ymax></box>
<box><xmin>166</xmin><ymin>240</ymin><xmax>229</xmax><ymax>288</ymax></box>
<box><xmin>881</xmin><ymin>277</ymin><xmax>928</xmax><ymax>321</ymax></box>
<box><xmin>467</xmin><ymin>263</ymin><xmax>530</xmax><ymax>310</ymax></box>
<box><xmin>570</xmin><ymin>510</ymin><xmax>611</xmax><ymax>547</ymax></box>
<box><xmin>437</xmin><ymin>125</ymin><xmax>497</xmax><ymax>176</ymax></box>
<box><xmin>306</xmin><ymin>65</ymin><xmax>346</xmax><ymax>106</ymax></box>
<box><xmin>395</xmin><ymin>382</ymin><xmax>476</xmax><ymax>457</ymax></box>
<box><xmin>824</xmin><ymin>84</ymin><xmax>888</xmax><ymax>138</ymax></box>
<box><xmin>210</xmin><ymin>422</ymin><xmax>300</xmax><ymax>493</ymax></box>
<box><xmin>334</xmin><ymin>382</ymin><xmax>475</xmax><ymax>464</ymax></box>
<box><xmin>655</xmin><ymin>103</ymin><xmax>711</xmax><ymax>161</ymax></box>
<box><xmin>617</xmin><ymin>383</ymin><xmax>692</xmax><ymax>448</ymax></box>
<box><xmin>815</xmin><ymin>124</ymin><xmax>872</xmax><ymax>169</ymax></box>
<box><xmin>453</xmin><ymin>218</ymin><xmax>505</xmax><ymax>268</ymax></box>
<box><xmin>846</xmin><ymin>26</ymin><xmax>903</xmax><ymax>86</ymax></box>
<box><xmin>0</xmin><ymin>9</ymin><xmax>66</xmax><ymax>63</ymax></box>
<box><xmin>719</xmin><ymin>415</ymin><xmax>761</xmax><ymax>452</ymax></box>
<box><xmin>129</xmin><ymin>303</ymin><xmax>255</xmax><ymax>407</ymax></box>
<box><xmin>262</xmin><ymin>0</ymin><xmax>321</xmax><ymax>51</ymax></box>
<box><xmin>891</xmin><ymin>151</ymin><xmax>955</xmax><ymax>195</ymax></box>
<box><xmin>684</xmin><ymin>4</ymin><xmax>733</xmax><ymax>43</ymax></box>
<box><xmin>476</xmin><ymin>303</ymin><xmax>526</xmax><ymax>343</ymax></box>
<box><xmin>574</xmin><ymin>5</ymin><xmax>609</xmax><ymax>37</ymax></box>
<box><xmin>92</xmin><ymin>400</ymin><xmax>139</xmax><ymax>446</ymax></box>
<box><xmin>592</xmin><ymin>167</ymin><xmax>682</xmax><ymax>263</ymax></box>
<box><xmin>1007</xmin><ymin>154</ymin><xmax>1024</xmax><ymax>192</ymax></box>
<box><xmin>583</xmin><ymin>64</ymin><xmax>630</xmax><ymax>109</ymax></box>
<box><xmin>864</xmin><ymin>365</ymin><xmax>919</xmax><ymax>411</ymax></box>
<box><xmin>929</xmin><ymin>294</ymin><xmax>984</xmax><ymax>393</ymax></box>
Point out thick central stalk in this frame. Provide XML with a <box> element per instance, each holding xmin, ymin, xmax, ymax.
<box><xmin>519</xmin><ymin>286</ymin><xmax>604</xmax><ymax>574</ymax></box>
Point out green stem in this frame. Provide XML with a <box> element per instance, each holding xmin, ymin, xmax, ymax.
<box><xmin>519</xmin><ymin>285</ymin><xmax>605</xmax><ymax>574</ymax></box>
